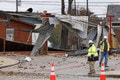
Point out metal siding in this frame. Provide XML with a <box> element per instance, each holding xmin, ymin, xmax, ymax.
<box><xmin>8</xmin><ymin>20</ymin><xmax>33</xmax><ymax>44</ymax></box>
<box><xmin>114</xmin><ymin>28</ymin><xmax>120</xmax><ymax>42</ymax></box>
<box><xmin>0</xmin><ymin>19</ymin><xmax>6</xmax><ymax>39</ymax></box>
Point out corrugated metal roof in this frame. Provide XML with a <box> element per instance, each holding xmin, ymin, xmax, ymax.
<box><xmin>107</xmin><ymin>5</ymin><xmax>120</xmax><ymax>21</ymax></box>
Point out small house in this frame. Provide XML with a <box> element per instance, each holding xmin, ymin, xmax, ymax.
<box><xmin>0</xmin><ymin>11</ymin><xmax>37</xmax><ymax>52</ymax></box>
<box><xmin>107</xmin><ymin>5</ymin><xmax>120</xmax><ymax>48</ymax></box>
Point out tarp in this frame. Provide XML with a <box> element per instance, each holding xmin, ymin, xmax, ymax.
<box><xmin>82</xmin><ymin>25</ymin><xmax>116</xmax><ymax>48</ymax></box>
<box><xmin>96</xmin><ymin>25</ymin><xmax>102</xmax><ymax>47</ymax></box>
<box><xmin>83</xmin><ymin>27</ymin><xmax>97</xmax><ymax>47</ymax></box>
<box><xmin>103</xmin><ymin>27</ymin><xmax>108</xmax><ymax>38</ymax></box>
<box><xmin>66</xmin><ymin>49</ymin><xmax>88</xmax><ymax>57</ymax></box>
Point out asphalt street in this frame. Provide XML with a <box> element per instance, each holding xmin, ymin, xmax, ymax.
<box><xmin>0</xmin><ymin>54</ymin><xmax>120</xmax><ymax>80</ymax></box>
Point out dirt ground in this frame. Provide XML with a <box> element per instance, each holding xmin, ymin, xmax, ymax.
<box><xmin>0</xmin><ymin>53</ymin><xmax>120</xmax><ymax>80</ymax></box>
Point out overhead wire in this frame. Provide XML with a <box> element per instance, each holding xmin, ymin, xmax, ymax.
<box><xmin>0</xmin><ymin>0</ymin><xmax>120</xmax><ymax>8</ymax></box>
<box><xmin>0</xmin><ymin>0</ymin><xmax>116</xmax><ymax>44</ymax></box>
<box><xmin>0</xmin><ymin>0</ymin><xmax>120</xmax><ymax>16</ymax></box>
<box><xmin>2</xmin><ymin>0</ymin><xmax>120</xmax><ymax>3</ymax></box>
<box><xmin>2</xmin><ymin>0</ymin><xmax>120</xmax><ymax>4</ymax></box>
<box><xmin>0</xmin><ymin>1</ymin><xmax>113</xmax><ymax>7</ymax></box>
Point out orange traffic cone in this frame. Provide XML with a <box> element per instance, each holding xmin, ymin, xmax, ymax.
<box><xmin>100</xmin><ymin>63</ymin><xmax>106</xmax><ymax>80</ymax></box>
<box><xmin>50</xmin><ymin>64</ymin><xmax>56</xmax><ymax>80</ymax></box>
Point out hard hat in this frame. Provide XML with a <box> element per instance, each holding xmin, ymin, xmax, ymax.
<box><xmin>104</xmin><ymin>36</ymin><xmax>107</xmax><ymax>39</ymax></box>
<box><xmin>65</xmin><ymin>54</ymin><xmax>68</xmax><ymax>57</ymax></box>
<box><xmin>88</xmin><ymin>40</ymin><xmax>93</xmax><ymax>43</ymax></box>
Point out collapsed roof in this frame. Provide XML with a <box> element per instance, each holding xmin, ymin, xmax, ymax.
<box><xmin>31</xmin><ymin>15</ymin><xmax>89</xmax><ymax>55</ymax></box>
<box><xmin>0</xmin><ymin>10</ymin><xmax>119</xmax><ymax>55</ymax></box>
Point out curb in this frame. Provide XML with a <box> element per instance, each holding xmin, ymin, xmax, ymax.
<box><xmin>89</xmin><ymin>74</ymin><xmax>120</xmax><ymax>78</ymax></box>
<box><xmin>0</xmin><ymin>62</ymin><xmax>20</xmax><ymax>69</ymax></box>
<box><xmin>0</xmin><ymin>57</ymin><xmax>19</xmax><ymax>69</ymax></box>
<box><xmin>0</xmin><ymin>71</ymin><xmax>120</xmax><ymax>79</ymax></box>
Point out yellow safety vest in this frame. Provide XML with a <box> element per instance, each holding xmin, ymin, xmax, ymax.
<box><xmin>100</xmin><ymin>42</ymin><xmax>110</xmax><ymax>52</ymax></box>
<box><xmin>87</xmin><ymin>44</ymin><xmax>98</xmax><ymax>57</ymax></box>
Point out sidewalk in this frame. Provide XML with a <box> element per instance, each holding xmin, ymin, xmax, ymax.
<box><xmin>0</xmin><ymin>56</ymin><xmax>19</xmax><ymax>68</ymax></box>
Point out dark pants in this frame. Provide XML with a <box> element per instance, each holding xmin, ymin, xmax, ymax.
<box><xmin>99</xmin><ymin>51</ymin><xmax>108</xmax><ymax>66</ymax></box>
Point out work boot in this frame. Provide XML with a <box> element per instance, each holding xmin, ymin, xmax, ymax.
<box><xmin>105</xmin><ymin>65</ymin><xmax>109</xmax><ymax>67</ymax></box>
<box><xmin>99</xmin><ymin>64</ymin><xmax>101</xmax><ymax>67</ymax></box>
<box><xmin>88</xmin><ymin>72</ymin><xmax>92</xmax><ymax>75</ymax></box>
<box><xmin>88</xmin><ymin>72</ymin><xmax>95</xmax><ymax>75</ymax></box>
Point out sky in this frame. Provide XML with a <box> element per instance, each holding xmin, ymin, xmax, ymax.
<box><xmin>0</xmin><ymin>0</ymin><xmax>120</xmax><ymax>17</ymax></box>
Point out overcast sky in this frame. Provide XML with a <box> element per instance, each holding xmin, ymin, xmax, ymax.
<box><xmin>0</xmin><ymin>0</ymin><xmax>120</xmax><ymax>17</ymax></box>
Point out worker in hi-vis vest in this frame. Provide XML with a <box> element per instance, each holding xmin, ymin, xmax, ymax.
<box><xmin>87</xmin><ymin>40</ymin><xmax>99</xmax><ymax>74</ymax></box>
<box><xmin>99</xmin><ymin>36</ymin><xmax>110</xmax><ymax>67</ymax></box>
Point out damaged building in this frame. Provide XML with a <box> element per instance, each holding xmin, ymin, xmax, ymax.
<box><xmin>0</xmin><ymin>11</ymin><xmax>41</xmax><ymax>54</ymax></box>
<box><xmin>0</xmin><ymin>7</ymin><xmax>120</xmax><ymax>56</ymax></box>
<box><xmin>107</xmin><ymin>5</ymin><xmax>120</xmax><ymax>48</ymax></box>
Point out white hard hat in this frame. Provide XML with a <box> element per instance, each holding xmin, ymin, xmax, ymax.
<box><xmin>88</xmin><ymin>40</ymin><xmax>93</xmax><ymax>43</ymax></box>
<box><xmin>104</xmin><ymin>36</ymin><xmax>107</xmax><ymax>39</ymax></box>
<box><xmin>65</xmin><ymin>54</ymin><xmax>68</xmax><ymax>57</ymax></box>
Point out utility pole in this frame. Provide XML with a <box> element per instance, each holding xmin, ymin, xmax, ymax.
<box><xmin>61</xmin><ymin>0</ymin><xmax>65</xmax><ymax>14</ymax></box>
<box><xmin>73</xmin><ymin>0</ymin><xmax>80</xmax><ymax>49</ymax></box>
<box><xmin>16</xmin><ymin>0</ymin><xmax>18</xmax><ymax>12</ymax></box>
<box><xmin>107</xmin><ymin>15</ymin><xmax>114</xmax><ymax>51</ymax></box>
<box><xmin>86</xmin><ymin>0</ymin><xmax>88</xmax><ymax>16</ymax></box>
<box><xmin>74</xmin><ymin>0</ymin><xmax>76</xmax><ymax>16</ymax></box>
<box><xmin>60</xmin><ymin>0</ymin><xmax>69</xmax><ymax>49</ymax></box>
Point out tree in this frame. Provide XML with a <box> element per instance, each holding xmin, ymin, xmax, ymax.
<box><xmin>70</xmin><ymin>7</ymin><xmax>93</xmax><ymax>16</ymax></box>
<box><xmin>71</xmin><ymin>7</ymin><xmax>98</xmax><ymax>25</ymax></box>
<box><xmin>60</xmin><ymin>0</ymin><xmax>74</xmax><ymax>49</ymax></box>
<box><xmin>67</xmin><ymin>0</ymin><xmax>73</xmax><ymax>14</ymax></box>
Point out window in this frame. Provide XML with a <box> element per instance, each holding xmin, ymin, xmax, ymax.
<box><xmin>6</xmin><ymin>28</ymin><xmax>14</xmax><ymax>41</ymax></box>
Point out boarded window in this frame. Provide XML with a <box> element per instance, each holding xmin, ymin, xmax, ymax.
<box><xmin>6</xmin><ymin>29</ymin><xmax>14</xmax><ymax>41</ymax></box>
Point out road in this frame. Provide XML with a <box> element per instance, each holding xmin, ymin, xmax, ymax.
<box><xmin>0</xmin><ymin>54</ymin><xmax>120</xmax><ymax>80</ymax></box>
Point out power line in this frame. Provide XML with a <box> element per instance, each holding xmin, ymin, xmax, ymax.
<box><xmin>2</xmin><ymin>0</ymin><xmax>120</xmax><ymax>3</ymax></box>
<box><xmin>1</xmin><ymin>0</ymin><xmax>120</xmax><ymax>6</ymax></box>
<box><xmin>0</xmin><ymin>0</ymin><xmax>119</xmax><ymax>16</ymax></box>
<box><xmin>0</xmin><ymin>1</ymin><xmax>113</xmax><ymax>7</ymax></box>
<box><xmin>1</xmin><ymin>0</ymin><xmax>120</xmax><ymax>7</ymax></box>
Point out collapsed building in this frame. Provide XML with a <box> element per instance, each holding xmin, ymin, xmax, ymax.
<box><xmin>0</xmin><ymin>7</ymin><xmax>120</xmax><ymax>55</ymax></box>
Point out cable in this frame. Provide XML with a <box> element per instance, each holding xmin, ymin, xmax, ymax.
<box><xmin>1</xmin><ymin>0</ymin><xmax>120</xmax><ymax>7</ymax></box>
<box><xmin>0</xmin><ymin>1</ymin><xmax>111</xmax><ymax>7</ymax></box>
<box><xmin>0</xmin><ymin>0</ymin><xmax>118</xmax><ymax>17</ymax></box>
<box><xmin>2</xmin><ymin>0</ymin><xmax>120</xmax><ymax>4</ymax></box>
<box><xmin>2</xmin><ymin>0</ymin><xmax>120</xmax><ymax>3</ymax></box>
